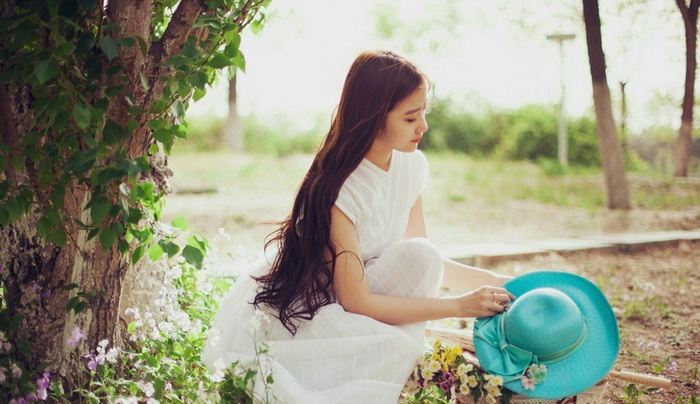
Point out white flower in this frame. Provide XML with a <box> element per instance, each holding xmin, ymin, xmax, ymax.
<box><xmin>105</xmin><ymin>347</ymin><xmax>119</xmax><ymax>363</ymax></box>
<box><xmin>214</xmin><ymin>227</ymin><xmax>232</xmax><ymax>243</ymax></box>
<box><xmin>487</xmin><ymin>384</ymin><xmax>501</xmax><ymax>396</ymax></box>
<box><xmin>114</xmin><ymin>397</ymin><xmax>139</xmax><ymax>404</ymax></box>
<box><xmin>10</xmin><ymin>362</ymin><xmax>21</xmax><ymax>378</ymax></box>
<box><xmin>136</xmin><ymin>380</ymin><xmax>155</xmax><ymax>397</ymax></box>
<box><xmin>421</xmin><ymin>368</ymin><xmax>434</xmax><ymax>380</ymax></box>
<box><xmin>459</xmin><ymin>383</ymin><xmax>470</xmax><ymax>394</ymax></box>
<box><xmin>487</xmin><ymin>375</ymin><xmax>504</xmax><ymax>387</ymax></box>
<box><xmin>427</xmin><ymin>360</ymin><xmax>441</xmax><ymax>372</ymax></box>
<box><xmin>456</xmin><ymin>363</ymin><xmax>468</xmax><ymax>376</ymax></box>
<box><xmin>249</xmin><ymin>309</ymin><xmax>271</xmax><ymax>333</ymax></box>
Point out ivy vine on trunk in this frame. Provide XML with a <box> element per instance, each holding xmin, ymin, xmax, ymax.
<box><xmin>0</xmin><ymin>0</ymin><xmax>268</xmax><ymax>396</ymax></box>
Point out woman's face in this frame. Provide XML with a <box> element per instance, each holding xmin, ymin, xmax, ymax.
<box><xmin>375</xmin><ymin>84</ymin><xmax>429</xmax><ymax>154</ymax></box>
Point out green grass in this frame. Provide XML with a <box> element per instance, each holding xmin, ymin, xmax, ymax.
<box><xmin>169</xmin><ymin>149</ymin><xmax>700</xmax><ymax>213</ymax></box>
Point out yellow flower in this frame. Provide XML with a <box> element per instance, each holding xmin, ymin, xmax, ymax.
<box><xmin>433</xmin><ymin>339</ymin><xmax>442</xmax><ymax>349</ymax></box>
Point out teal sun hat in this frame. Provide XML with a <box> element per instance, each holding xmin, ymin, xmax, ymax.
<box><xmin>473</xmin><ymin>271</ymin><xmax>620</xmax><ymax>399</ymax></box>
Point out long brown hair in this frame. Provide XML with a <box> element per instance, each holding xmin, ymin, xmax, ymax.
<box><xmin>253</xmin><ymin>50</ymin><xmax>426</xmax><ymax>334</ymax></box>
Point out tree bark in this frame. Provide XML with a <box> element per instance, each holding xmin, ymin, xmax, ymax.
<box><xmin>582</xmin><ymin>0</ymin><xmax>632</xmax><ymax>210</ymax></box>
<box><xmin>0</xmin><ymin>0</ymin><xmax>206</xmax><ymax>382</ymax></box>
<box><xmin>673</xmin><ymin>0</ymin><xmax>699</xmax><ymax>177</ymax></box>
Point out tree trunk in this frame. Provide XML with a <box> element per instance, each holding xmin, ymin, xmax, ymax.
<box><xmin>582</xmin><ymin>0</ymin><xmax>632</xmax><ymax>210</ymax></box>
<box><xmin>0</xmin><ymin>0</ymin><xmax>204</xmax><ymax>382</ymax></box>
<box><xmin>673</xmin><ymin>0</ymin><xmax>699</xmax><ymax>177</ymax></box>
<box><xmin>223</xmin><ymin>74</ymin><xmax>245</xmax><ymax>153</ymax></box>
<box><xmin>0</xmin><ymin>85</ymin><xmax>130</xmax><ymax>380</ymax></box>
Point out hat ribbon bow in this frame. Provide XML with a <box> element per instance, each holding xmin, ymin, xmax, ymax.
<box><xmin>473</xmin><ymin>314</ymin><xmax>588</xmax><ymax>383</ymax></box>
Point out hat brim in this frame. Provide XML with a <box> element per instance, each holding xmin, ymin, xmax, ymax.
<box><xmin>474</xmin><ymin>271</ymin><xmax>619</xmax><ymax>399</ymax></box>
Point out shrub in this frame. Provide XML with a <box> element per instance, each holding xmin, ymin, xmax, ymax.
<box><xmin>423</xmin><ymin>98</ymin><xmax>499</xmax><ymax>156</ymax></box>
<box><xmin>500</xmin><ymin>104</ymin><xmax>558</xmax><ymax>162</ymax></box>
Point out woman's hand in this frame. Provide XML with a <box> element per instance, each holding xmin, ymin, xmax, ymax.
<box><xmin>452</xmin><ymin>285</ymin><xmax>515</xmax><ymax>318</ymax></box>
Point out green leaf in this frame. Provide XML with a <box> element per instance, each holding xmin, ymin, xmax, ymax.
<box><xmin>17</xmin><ymin>339</ymin><xmax>31</xmax><ymax>360</ymax></box>
<box><xmin>158</xmin><ymin>240</ymin><xmax>180</xmax><ymax>258</ymax></box>
<box><xmin>103</xmin><ymin>119</ymin><xmax>126</xmax><ymax>144</ymax></box>
<box><xmin>209</xmin><ymin>53</ymin><xmax>232</xmax><ymax>69</ymax></box>
<box><xmin>136</xmin><ymin>36</ymin><xmax>148</xmax><ymax>57</ymax></box>
<box><xmin>74</xmin><ymin>301</ymin><xmax>88</xmax><ymax>314</ymax></box>
<box><xmin>148</xmin><ymin>242</ymin><xmax>164</xmax><ymax>261</ymax></box>
<box><xmin>117</xmin><ymin>157</ymin><xmax>149</xmax><ymax>178</ymax></box>
<box><xmin>99</xmin><ymin>227</ymin><xmax>117</xmax><ymax>250</ymax></box>
<box><xmin>36</xmin><ymin>216</ymin><xmax>52</xmax><ymax>237</ymax></box>
<box><xmin>46</xmin><ymin>228</ymin><xmax>67</xmax><ymax>247</ymax></box>
<box><xmin>131</xmin><ymin>244</ymin><xmax>146</xmax><ymax>265</ymax></box>
<box><xmin>171</xmin><ymin>216</ymin><xmax>188</xmax><ymax>230</ymax></box>
<box><xmin>182</xmin><ymin>245</ymin><xmax>204</xmax><ymax>269</ymax></box>
<box><xmin>72</xmin><ymin>103</ymin><xmax>92</xmax><ymax>129</ymax></box>
<box><xmin>54</xmin><ymin>110</ymin><xmax>69</xmax><ymax>130</ymax></box>
<box><xmin>64</xmin><ymin>148</ymin><xmax>99</xmax><ymax>173</ymax></box>
<box><xmin>193</xmin><ymin>87</ymin><xmax>206</xmax><ymax>101</ymax></box>
<box><xmin>99</xmin><ymin>35</ymin><xmax>120</xmax><ymax>61</ymax></box>
<box><xmin>233</xmin><ymin>52</ymin><xmax>246</xmax><ymax>72</ymax></box>
<box><xmin>189</xmin><ymin>71</ymin><xmax>208</xmax><ymax>89</ymax></box>
<box><xmin>118</xmin><ymin>239</ymin><xmax>130</xmax><ymax>254</ymax></box>
<box><xmin>75</xmin><ymin>32</ymin><xmax>97</xmax><ymax>56</ymax></box>
<box><xmin>54</xmin><ymin>41</ymin><xmax>74</xmax><ymax>58</ymax></box>
<box><xmin>62</xmin><ymin>283</ymin><xmax>79</xmax><ymax>291</ymax></box>
<box><xmin>90</xmin><ymin>196</ymin><xmax>111</xmax><ymax>225</ymax></box>
<box><xmin>34</xmin><ymin>59</ymin><xmax>59</xmax><ymax>83</ymax></box>
<box><xmin>118</xmin><ymin>37</ymin><xmax>135</xmax><ymax>49</ymax></box>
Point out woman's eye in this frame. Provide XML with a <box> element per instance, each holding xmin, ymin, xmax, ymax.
<box><xmin>406</xmin><ymin>119</ymin><xmax>416</xmax><ymax>123</ymax></box>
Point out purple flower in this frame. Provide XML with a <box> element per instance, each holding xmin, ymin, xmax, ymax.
<box><xmin>669</xmin><ymin>362</ymin><xmax>678</xmax><ymax>372</ymax></box>
<box><xmin>0</xmin><ymin>367</ymin><xmax>6</xmax><ymax>383</ymax></box>
<box><xmin>43</xmin><ymin>290</ymin><xmax>51</xmax><ymax>299</ymax></box>
<box><xmin>3</xmin><ymin>342</ymin><xmax>10</xmax><ymax>352</ymax></box>
<box><xmin>647</xmin><ymin>341</ymin><xmax>660</xmax><ymax>350</ymax></box>
<box><xmin>37</xmin><ymin>371</ymin><xmax>50</xmax><ymax>400</ymax></box>
<box><xmin>84</xmin><ymin>354</ymin><xmax>97</xmax><ymax>371</ymax></box>
<box><xmin>66</xmin><ymin>327</ymin><xmax>86</xmax><ymax>347</ymax></box>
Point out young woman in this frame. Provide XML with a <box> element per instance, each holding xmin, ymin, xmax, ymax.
<box><xmin>203</xmin><ymin>50</ymin><xmax>514</xmax><ymax>404</ymax></box>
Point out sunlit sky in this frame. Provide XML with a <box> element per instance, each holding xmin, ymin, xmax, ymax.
<box><xmin>188</xmin><ymin>0</ymin><xmax>686</xmax><ymax>134</ymax></box>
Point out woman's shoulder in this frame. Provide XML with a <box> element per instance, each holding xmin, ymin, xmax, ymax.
<box><xmin>395</xmin><ymin>149</ymin><xmax>429</xmax><ymax>174</ymax></box>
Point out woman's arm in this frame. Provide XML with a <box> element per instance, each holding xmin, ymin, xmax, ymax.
<box><xmin>330</xmin><ymin>206</ymin><xmax>513</xmax><ymax>325</ymax></box>
<box><xmin>403</xmin><ymin>196</ymin><xmax>513</xmax><ymax>291</ymax></box>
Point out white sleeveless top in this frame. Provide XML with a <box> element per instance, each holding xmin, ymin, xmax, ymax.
<box><xmin>335</xmin><ymin>150</ymin><xmax>429</xmax><ymax>261</ymax></box>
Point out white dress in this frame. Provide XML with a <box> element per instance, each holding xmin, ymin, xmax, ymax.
<box><xmin>203</xmin><ymin>150</ymin><xmax>445</xmax><ymax>404</ymax></box>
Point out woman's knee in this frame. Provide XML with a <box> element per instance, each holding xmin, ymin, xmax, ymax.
<box><xmin>397</xmin><ymin>237</ymin><xmax>442</xmax><ymax>266</ymax></box>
